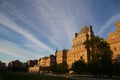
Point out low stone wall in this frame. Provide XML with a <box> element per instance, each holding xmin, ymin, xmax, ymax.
<box><xmin>29</xmin><ymin>66</ymin><xmax>40</xmax><ymax>73</ymax></box>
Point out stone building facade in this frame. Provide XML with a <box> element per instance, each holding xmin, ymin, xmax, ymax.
<box><xmin>56</xmin><ymin>26</ymin><xmax>94</xmax><ymax>67</ymax></box>
<box><xmin>29</xmin><ymin>65</ymin><xmax>40</xmax><ymax>73</ymax></box>
<box><xmin>107</xmin><ymin>21</ymin><xmax>120</xmax><ymax>59</ymax></box>
<box><xmin>55</xmin><ymin>49</ymin><xmax>68</xmax><ymax>64</ymax></box>
<box><xmin>67</xmin><ymin>26</ymin><xmax>94</xmax><ymax>67</ymax></box>
<box><xmin>37</xmin><ymin>55</ymin><xmax>55</xmax><ymax>67</ymax></box>
<box><xmin>27</xmin><ymin>60</ymin><xmax>38</xmax><ymax>67</ymax></box>
<box><xmin>28</xmin><ymin>55</ymin><xmax>55</xmax><ymax>73</ymax></box>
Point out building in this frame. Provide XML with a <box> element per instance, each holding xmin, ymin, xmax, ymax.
<box><xmin>27</xmin><ymin>22</ymin><xmax>120</xmax><ymax>72</ymax></box>
<box><xmin>29</xmin><ymin>65</ymin><xmax>40</xmax><ymax>73</ymax></box>
<box><xmin>8</xmin><ymin>60</ymin><xmax>23</xmax><ymax>71</ymax></box>
<box><xmin>28</xmin><ymin>55</ymin><xmax>55</xmax><ymax>73</ymax></box>
<box><xmin>55</xmin><ymin>49</ymin><xmax>68</xmax><ymax>64</ymax></box>
<box><xmin>27</xmin><ymin>60</ymin><xmax>38</xmax><ymax>67</ymax></box>
<box><xmin>67</xmin><ymin>26</ymin><xmax>94</xmax><ymax>67</ymax></box>
<box><xmin>0</xmin><ymin>61</ymin><xmax>6</xmax><ymax>71</ymax></box>
<box><xmin>55</xmin><ymin>26</ymin><xmax>94</xmax><ymax>67</ymax></box>
<box><xmin>37</xmin><ymin>55</ymin><xmax>55</xmax><ymax>67</ymax></box>
<box><xmin>107</xmin><ymin>21</ymin><xmax>120</xmax><ymax>59</ymax></box>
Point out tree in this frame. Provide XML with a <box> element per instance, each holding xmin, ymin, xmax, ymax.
<box><xmin>50</xmin><ymin>62</ymin><xmax>57</xmax><ymax>73</ymax></box>
<box><xmin>84</xmin><ymin>36</ymin><xmax>113</xmax><ymax>75</ymax></box>
<box><xmin>50</xmin><ymin>61</ymin><xmax>68</xmax><ymax>74</ymax></box>
<box><xmin>8</xmin><ymin>60</ymin><xmax>23</xmax><ymax>71</ymax></box>
<box><xmin>87</xmin><ymin>59</ymin><xmax>101</xmax><ymax>75</ymax></box>
<box><xmin>71</xmin><ymin>57</ymin><xmax>87</xmax><ymax>74</ymax></box>
<box><xmin>112</xmin><ymin>54</ymin><xmax>120</xmax><ymax>75</ymax></box>
<box><xmin>56</xmin><ymin>61</ymin><xmax>68</xmax><ymax>74</ymax></box>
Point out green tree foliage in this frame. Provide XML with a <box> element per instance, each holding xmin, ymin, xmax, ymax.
<box><xmin>84</xmin><ymin>36</ymin><xmax>113</xmax><ymax>75</ymax></box>
<box><xmin>50</xmin><ymin>62</ymin><xmax>57</xmax><ymax>73</ymax></box>
<box><xmin>87</xmin><ymin>60</ymin><xmax>101</xmax><ymax>75</ymax></box>
<box><xmin>112</xmin><ymin>54</ymin><xmax>120</xmax><ymax>75</ymax></box>
<box><xmin>112</xmin><ymin>62</ymin><xmax>120</xmax><ymax>75</ymax></box>
<box><xmin>8</xmin><ymin>60</ymin><xmax>23</xmax><ymax>71</ymax></box>
<box><xmin>50</xmin><ymin>62</ymin><xmax>68</xmax><ymax>74</ymax></box>
<box><xmin>71</xmin><ymin>57</ymin><xmax>87</xmax><ymax>74</ymax></box>
<box><xmin>56</xmin><ymin>61</ymin><xmax>68</xmax><ymax>74</ymax></box>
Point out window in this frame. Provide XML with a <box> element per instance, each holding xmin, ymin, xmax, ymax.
<box><xmin>114</xmin><ymin>47</ymin><xmax>117</xmax><ymax>51</ymax></box>
<box><xmin>112</xmin><ymin>37</ymin><xmax>115</xmax><ymax>40</ymax></box>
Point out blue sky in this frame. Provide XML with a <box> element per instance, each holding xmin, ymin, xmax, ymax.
<box><xmin>0</xmin><ymin>0</ymin><xmax>120</xmax><ymax>63</ymax></box>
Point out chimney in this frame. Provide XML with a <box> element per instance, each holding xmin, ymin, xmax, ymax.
<box><xmin>74</xmin><ymin>33</ymin><xmax>78</xmax><ymax>38</ymax></box>
<box><xmin>116</xmin><ymin>21</ymin><xmax>120</xmax><ymax>32</ymax></box>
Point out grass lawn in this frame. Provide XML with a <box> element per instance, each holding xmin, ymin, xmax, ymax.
<box><xmin>0</xmin><ymin>71</ymin><xmax>72</xmax><ymax>80</ymax></box>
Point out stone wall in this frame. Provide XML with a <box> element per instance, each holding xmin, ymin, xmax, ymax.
<box><xmin>29</xmin><ymin>65</ymin><xmax>40</xmax><ymax>73</ymax></box>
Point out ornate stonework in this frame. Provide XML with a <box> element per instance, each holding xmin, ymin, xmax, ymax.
<box><xmin>55</xmin><ymin>49</ymin><xmax>68</xmax><ymax>64</ymax></box>
<box><xmin>28</xmin><ymin>55</ymin><xmax>55</xmax><ymax>73</ymax></box>
<box><xmin>37</xmin><ymin>55</ymin><xmax>55</xmax><ymax>67</ymax></box>
<box><xmin>67</xmin><ymin>26</ymin><xmax>94</xmax><ymax>67</ymax></box>
<box><xmin>107</xmin><ymin>21</ymin><xmax>120</xmax><ymax>59</ymax></box>
<box><xmin>56</xmin><ymin>26</ymin><xmax>94</xmax><ymax>67</ymax></box>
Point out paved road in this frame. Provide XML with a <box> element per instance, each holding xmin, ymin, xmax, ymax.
<box><xmin>48</xmin><ymin>74</ymin><xmax>115</xmax><ymax>80</ymax></box>
<box><xmin>69</xmin><ymin>77</ymin><xmax>113</xmax><ymax>80</ymax></box>
<box><xmin>0</xmin><ymin>74</ymin><xmax>4</xmax><ymax>80</ymax></box>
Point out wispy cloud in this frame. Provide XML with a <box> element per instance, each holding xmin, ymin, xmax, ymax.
<box><xmin>22</xmin><ymin>39</ymin><xmax>53</xmax><ymax>55</ymax></box>
<box><xmin>0</xmin><ymin>0</ymin><xmax>92</xmax><ymax>49</ymax></box>
<box><xmin>35</xmin><ymin>0</ymin><xmax>93</xmax><ymax>47</ymax></box>
<box><xmin>0</xmin><ymin>0</ymin><xmax>62</xmax><ymax>49</ymax></box>
<box><xmin>97</xmin><ymin>12</ymin><xmax>120</xmax><ymax>35</ymax></box>
<box><xmin>34</xmin><ymin>0</ymin><xmax>84</xmax><ymax>48</ymax></box>
<box><xmin>0</xmin><ymin>0</ymin><xmax>93</xmax><ymax>63</ymax></box>
<box><xmin>0</xmin><ymin>13</ymin><xmax>54</xmax><ymax>53</ymax></box>
<box><xmin>0</xmin><ymin>40</ymin><xmax>42</xmax><ymax>61</ymax></box>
